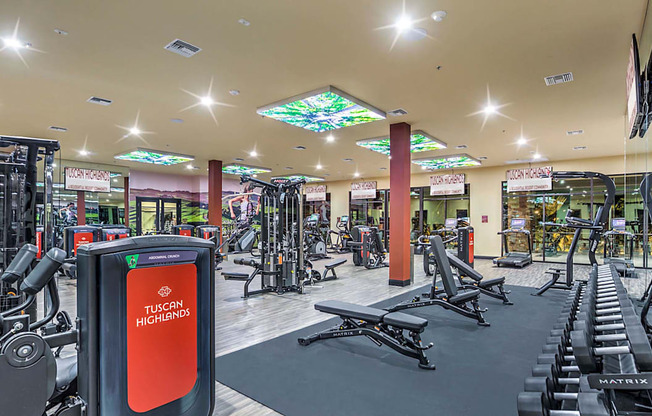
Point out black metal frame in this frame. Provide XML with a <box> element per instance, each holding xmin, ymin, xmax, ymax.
<box><xmin>533</xmin><ymin>171</ymin><xmax>616</xmax><ymax>296</ymax></box>
<box><xmin>298</xmin><ymin>316</ymin><xmax>435</xmax><ymax>370</ymax></box>
<box><xmin>135</xmin><ymin>196</ymin><xmax>182</xmax><ymax>235</ymax></box>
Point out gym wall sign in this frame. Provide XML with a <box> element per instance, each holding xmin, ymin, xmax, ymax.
<box><xmin>64</xmin><ymin>167</ymin><xmax>111</xmax><ymax>193</ymax></box>
<box><xmin>430</xmin><ymin>174</ymin><xmax>465</xmax><ymax>196</ymax></box>
<box><xmin>506</xmin><ymin>166</ymin><xmax>552</xmax><ymax>192</ymax></box>
<box><xmin>351</xmin><ymin>181</ymin><xmax>377</xmax><ymax>200</ymax></box>
<box><xmin>306</xmin><ymin>185</ymin><xmax>327</xmax><ymax>201</ymax></box>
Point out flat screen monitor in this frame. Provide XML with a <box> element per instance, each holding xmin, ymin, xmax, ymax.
<box><xmin>308</xmin><ymin>213</ymin><xmax>320</xmax><ymax>222</ymax></box>
<box><xmin>627</xmin><ymin>33</ymin><xmax>644</xmax><ymax>139</ymax></box>
<box><xmin>340</xmin><ymin>215</ymin><xmax>349</xmax><ymax>223</ymax></box>
<box><xmin>612</xmin><ymin>218</ymin><xmax>626</xmax><ymax>231</ymax></box>
<box><xmin>511</xmin><ymin>218</ymin><xmax>526</xmax><ymax>229</ymax></box>
<box><xmin>444</xmin><ymin>218</ymin><xmax>457</xmax><ymax>229</ymax></box>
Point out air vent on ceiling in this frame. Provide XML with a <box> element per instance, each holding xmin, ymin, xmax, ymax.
<box><xmin>387</xmin><ymin>108</ymin><xmax>408</xmax><ymax>117</ymax></box>
<box><xmin>477</xmin><ymin>156</ymin><xmax>488</xmax><ymax>160</ymax></box>
<box><xmin>544</xmin><ymin>72</ymin><xmax>573</xmax><ymax>86</ymax></box>
<box><xmin>573</xmin><ymin>146</ymin><xmax>587</xmax><ymax>151</ymax></box>
<box><xmin>505</xmin><ymin>157</ymin><xmax>550</xmax><ymax>164</ymax></box>
<box><xmin>285</xmin><ymin>166</ymin><xmax>293</xmax><ymax>170</ymax></box>
<box><xmin>343</xmin><ymin>158</ymin><xmax>353</xmax><ymax>162</ymax></box>
<box><xmin>567</xmin><ymin>129</ymin><xmax>584</xmax><ymax>136</ymax></box>
<box><xmin>164</xmin><ymin>39</ymin><xmax>202</xmax><ymax>58</ymax></box>
<box><xmin>48</xmin><ymin>126</ymin><xmax>67</xmax><ymax>132</ymax></box>
<box><xmin>87</xmin><ymin>96</ymin><xmax>112</xmax><ymax>106</ymax></box>
<box><xmin>293</xmin><ymin>146</ymin><xmax>306</xmax><ymax>150</ymax></box>
<box><xmin>455</xmin><ymin>144</ymin><xmax>468</xmax><ymax>149</ymax></box>
<box><xmin>234</xmin><ymin>158</ymin><xmax>245</xmax><ymax>162</ymax></box>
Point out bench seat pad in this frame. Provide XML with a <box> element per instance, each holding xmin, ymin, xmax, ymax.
<box><xmin>315</xmin><ymin>300</ymin><xmax>387</xmax><ymax>324</ymax></box>
<box><xmin>383</xmin><ymin>311</ymin><xmax>428</xmax><ymax>332</ymax></box>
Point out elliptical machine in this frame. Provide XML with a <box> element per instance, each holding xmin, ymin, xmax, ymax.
<box><xmin>603</xmin><ymin>218</ymin><xmax>637</xmax><ymax>278</ymax></box>
<box><xmin>326</xmin><ymin>215</ymin><xmax>353</xmax><ymax>253</ymax></box>
<box><xmin>303</xmin><ymin>213</ymin><xmax>328</xmax><ymax>260</ymax></box>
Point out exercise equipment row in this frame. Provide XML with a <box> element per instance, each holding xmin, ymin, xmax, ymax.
<box><xmin>518</xmin><ymin>264</ymin><xmax>652</xmax><ymax>415</ymax></box>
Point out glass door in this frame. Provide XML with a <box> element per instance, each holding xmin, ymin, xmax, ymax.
<box><xmin>137</xmin><ymin>198</ymin><xmax>159</xmax><ymax>235</ymax></box>
<box><xmin>161</xmin><ymin>199</ymin><xmax>181</xmax><ymax>233</ymax></box>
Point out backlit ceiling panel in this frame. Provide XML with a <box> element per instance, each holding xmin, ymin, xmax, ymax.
<box><xmin>114</xmin><ymin>148</ymin><xmax>194</xmax><ymax>165</ymax></box>
<box><xmin>257</xmin><ymin>86</ymin><xmax>386</xmax><ymax>132</ymax></box>
<box><xmin>356</xmin><ymin>130</ymin><xmax>447</xmax><ymax>155</ymax></box>
<box><xmin>412</xmin><ymin>154</ymin><xmax>481</xmax><ymax>170</ymax></box>
<box><xmin>271</xmin><ymin>174</ymin><xmax>324</xmax><ymax>182</ymax></box>
<box><xmin>222</xmin><ymin>163</ymin><xmax>272</xmax><ymax>176</ymax></box>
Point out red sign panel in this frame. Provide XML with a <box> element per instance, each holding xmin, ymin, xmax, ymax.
<box><xmin>126</xmin><ymin>263</ymin><xmax>198</xmax><ymax>412</ymax></box>
<box><xmin>36</xmin><ymin>231</ymin><xmax>42</xmax><ymax>259</ymax></box>
<box><xmin>178</xmin><ymin>229</ymin><xmax>192</xmax><ymax>236</ymax></box>
<box><xmin>73</xmin><ymin>232</ymin><xmax>94</xmax><ymax>255</ymax></box>
<box><xmin>468</xmin><ymin>230</ymin><xmax>474</xmax><ymax>263</ymax></box>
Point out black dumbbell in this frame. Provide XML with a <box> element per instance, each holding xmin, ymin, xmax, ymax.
<box><xmin>518</xmin><ymin>391</ymin><xmax>611</xmax><ymax>416</ymax></box>
<box><xmin>524</xmin><ymin>376</ymin><xmax>595</xmax><ymax>406</ymax></box>
<box><xmin>570</xmin><ymin>327</ymin><xmax>652</xmax><ymax>373</ymax></box>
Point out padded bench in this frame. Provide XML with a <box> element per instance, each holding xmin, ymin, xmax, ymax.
<box><xmin>321</xmin><ymin>259</ymin><xmax>347</xmax><ymax>281</ymax></box>
<box><xmin>316</xmin><ymin>300</ymin><xmax>427</xmax><ymax>332</ymax></box>
<box><xmin>300</xmin><ymin>300</ymin><xmax>435</xmax><ymax>369</ymax></box>
<box><xmin>222</xmin><ymin>272</ymin><xmax>250</xmax><ymax>281</ymax></box>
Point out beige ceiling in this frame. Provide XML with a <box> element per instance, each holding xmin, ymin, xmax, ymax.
<box><xmin>0</xmin><ymin>0</ymin><xmax>647</xmax><ymax>181</ymax></box>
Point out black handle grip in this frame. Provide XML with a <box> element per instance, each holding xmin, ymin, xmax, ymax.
<box><xmin>20</xmin><ymin>248</ymin><xmax>66</xmax><ymax>295</ymax></box>
<box><xmin>1</xmin><ymin>244</ymin><xmax>38</xmax><ymax>284</ymax></box>
<box><xmin>233</xmin><ymin>258</ymin><xmax>259</xmax><ymax>268</ymax></box>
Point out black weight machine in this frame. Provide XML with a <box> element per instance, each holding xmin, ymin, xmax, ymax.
<box><xmin>532</xmin><ymin>171</ymin><xmax>615</xmax><ymax>296</ymax></box>
<box><xmin>421</xmin><ymin>218</ymin><xmax>474</xmax><ymax>276</ymax></box>
<box><xmin>494</xmin><ymin>217</ymin><xmax>533</xmax><ymax>268</ymax></box>
<box><xmin>350</xmin><ymin>225</ymin><xmax>388</xmax><ymax>269</ymax></box>
<box><xmin>223</xmin><ymin>176</ymin><xmax>309</xmax><ymax>297</ymax></box>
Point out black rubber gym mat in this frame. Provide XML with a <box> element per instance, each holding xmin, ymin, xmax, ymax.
<box><xmin>214</xmin><ymin>285</ymin><xmax>566</xmax><ymax>416</ymax></box>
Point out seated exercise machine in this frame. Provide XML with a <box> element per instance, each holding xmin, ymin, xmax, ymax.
<box><xmin>298</xmin><ymin>300</ymin><xmax>436</xmax><ymax>370</ymax></box>
<box><xmin>0</xmin><ymin>236</ymin><xmax>216</xmax><ymax>416</ymax></box>
<box><xmin>422</xmin><ymin>218</ymin><xmax>474</xmax><ymax>276</ymax></box>
<box><xmin>494</xmin><ymin>217</ymin><xmax>533</xmax><ymax>268</ymax></box>
<box><xmin>326</xmin><ymin>215</ymin><xmax>353</xmax><ymax>253</ymax></box>
<box><xmin>533</xmin><ymin>171</ymin><xmax>615</xmax><ymax>296</ymax></box>
<box><xmin>223</xmin><ymin>176</ymin><xmax>310</xmax><ymax>297</ymax></box>
<box><xmin>350</xmin><ymin>225</ymin><xmax>388</xmax><ymax>269</ymax></box>
<box><xmin>602</xmin><ymin>218</ymin><xmax>637</xmax><ymax>278</ymax></box>
<box><xmin>388</xmin><ymin>235</ymin><xmax>489</xmax><ymax>326</ymax></box>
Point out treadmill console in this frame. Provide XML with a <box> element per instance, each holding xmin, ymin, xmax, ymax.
<box><xmin>444</xmin><ymin>218</ymin><xmax>457</xmax><ymax>230</ymax></box>
<box><xmin>611</xmin><ymin>218</ymin><xmax>626</xmax><ymax>231</ymax></box>
<box><xmin>511</xmin><ymin>218</ymin><xmax>526</xmax><ymax>230</ymax></box>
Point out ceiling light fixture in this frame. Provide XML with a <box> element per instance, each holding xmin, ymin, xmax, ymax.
<box><xmin>129</xmin><ymin>127</ymin><xmax>141</xmax><ymax>136</ymax></box>
<box><xmin>200</xmin><ymin>96</ymin><xmax>214</xmax><ymax>107</ymax></box>
<box><xmin>186</xmin><ymin>164</ymin><xmax>194</xmax><ymax>170</ymax></box>
<box><xmin>467</xmin><ymin>85</ymin><xmax>512</xmax><ymax>130</ymax></box>
<box><xmin>326</xmin><ymin>135</ymin><xmax>335</xmax><ymax>143</ymax></box>
<box><xmin>395</xmin><ymin>16</ymin><xmax>413</xmax><ymax>33</ymax></box>
<box><xmin>238</xmin><ymin>18</ymin><xmax>251</xmax><ymax>26</ymax></box>
<box><xmin>353</xmin><ymin>172</ymin><xmax>360</xmax><ymax>177</ymax></box>
<box><xmin>517</xmin><ymin>137</ymin><xmax>527</xmax><ymax>145</ymax></box>
<box><xmin>249</xmin><ymin>150</ymin><xmax>258</xmax><ymax>157</ymax></box>
<box><xmin>79</xmin><ymin>150</ymin><xmax>89</xmax><ymax>156</ymax></box>
<box><xmin>533</xmin><ymin>153</ymin><xmax>541</xmax><ymax>159</ymax></box>
<box><xmin>316</xmin><ymin>164</ymin><xmax>323</xmax><ymax>170</ymax></box>
<box><xmin>431</xmin><ymin>10</ymin><xmax>447</xmax><ymax>22</ymax></box>
<box><xmin>2</xmin><ymin>37</ymin><xmax>25</xmax><ymax>49</ymax></box>
<box><xmin>180</xmin><ymin>77</ymin><xmax>234</xmax><ymax>125</ymax></box>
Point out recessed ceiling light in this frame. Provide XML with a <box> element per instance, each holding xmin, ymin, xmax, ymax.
<box><xmin>54</xmin><ymin>29</ymin><xmax>68</xmax><ymax>35</ymax></box>
<box><xmin>186</xmin><ymin>164</ymin><xmax>194</xmax><ymax>170</ymax></box>
<box><xmin>517</xmin><ymin>137</ymin><xmax>527</xmax><ymax>145</ymax></box>
<box><xmin>170</xmin><ymin>118</ymin><xmax>184</xmax><ymax>123</ymax></box>
<box><xmin>200</xmin><ymin>96</ymin><xmax>214</xmax><ymax>107</ymax></box>
<box><xmin>293</xmin><ymin>146</ymin><xmax>306</xmax><ymax>150</ymax></box>
<box><xmin>395</xmin><ymin>16</ymin><xmax>413</xmax><ymax>33</ymax></box>
<box><xmin>477</xmin><ymin>156</ymin><xmax>488</xmax><ymax>160</ymax></box>
<box><xmin>483</xmin><ymin>104</ymin><xmax>496</xmax><ymax>115</ymax></box>
<box><xmin>316</xmin><ymin>164</ymin><xmax>323</xmax><ymax>170</ymax></box>
<box><xmin>129</xmin><ymin>127</ymin><xmax>141</xmax><ymax>136</ymax></box>
<box><xmin>431</xmin><ymin>10</ymin><xmax>447</xmax><ymax>22</ymax></box>
<box><xmin>533</xmin><ymin>153</ymin><xmax>541</xmax><ymax>159</ymax></box>
<box><xmin>79</xmin><ymin>150</ymin><xmax>89</xmax><ymax>156</ymax></box>
<box><xmin>573</xmin><ymin>146</ymin><xmax>587</xmax><ymax>151</ymax></box>
<box><xmin>343</xmin><ymin>158</ymin><xmax>353</xmax><ymax>162</ymax></box>
<box><xmin>326</xmin><ymin>135</ymin><xmax>335</xmax><ymax>143</ymax></box>
<box><xmin>108</xmin><ymin>194</ymin><xmax>112</xmax><ymax>197</ymax></box>
<box><xmin>455</xmin><ymin>144</ymin><xmax>468</xmax><ymax>149</ymax></box>
<box><xmin>353</xmin><ymin>172</ymin><xmax>360</xmax><ymax>177</ymax></box>
<box><xmin>238</xmin><ymin>18</ymin><xmax>251</xmax><ymax>26</ymax></box>
<box><xmin>229</xmin><ymin>89</ymin><xmax>240</xmax><ymax>96</ymax></box>
<box><xmin>249</xmin><ymin>150</ymin><xmax>258</xmax><ymax>157</ymax></box>
<box><xmin>2</xmin><ymin>37</ymin><xmax>27</xmax><ymax>49</ymax></box>
<box><xmin>234</xmin><ymin>157</ymin><xmax>245</xmax><ymax>162</ymax></box>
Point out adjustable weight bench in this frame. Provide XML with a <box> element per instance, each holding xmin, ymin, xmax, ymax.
<box><xmin>446</xmin><ymin>253</ymin><xmax>513</xmax><ymax>305</ymax></box>
<box><xmin>298</xmin><ymin>300</ymin><xmax>435</xmax><ymax>369</ymax></box>
<box><xmin>388</xmin><ymin>235</ymin><xmax>490</xmax><ymax>326</ymax></box>
<box><xmin>319</xmin><ymin>258</ymin><xmax>347</xmax><ymax>282</ymax></box>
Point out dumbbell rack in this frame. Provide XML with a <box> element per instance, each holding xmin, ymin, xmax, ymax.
<box><xmin>518</xmin><ymin>264</ymin><xmax>652</xmax><ymax>415</ymax></box>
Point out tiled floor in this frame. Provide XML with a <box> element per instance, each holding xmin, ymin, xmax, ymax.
<box><xmin>53</xmin><ymin>253</ymin><xmax>651</xmax><ymax>415</ymax></box>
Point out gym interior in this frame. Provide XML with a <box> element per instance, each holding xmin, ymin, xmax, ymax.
<box><xmin>1</xmin><ymin>1</ymin><xmax>652</xmax><ymax>415</ymax></box>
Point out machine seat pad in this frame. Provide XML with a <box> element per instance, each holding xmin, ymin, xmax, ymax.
<box><xmin>448</xmin><ymin>289</ymin><xmax>480</xmax><ymax>304</ymax></box>
<box><xmin>325</xmin><ymin>259</ymin><xmax>347</xmax><ymax>269</ymax></box>
<box><xmin>315</xmin><ymin>300</ymin><xmax>387</xmax><ymax>324</ymax></box>
<box><xmin>55</xmin><ymin>356</ymin><xmax>78</xmax><ymax>390</ymax></box>
<box><xmin>383</xmin><ymin>312</ymin><xmax>428</xmax><ymax>332</ymax></box>
<box><xmin>478</xmin><ymin>277</ymin><xmax>505</xmax><ymax>289</ymax></box>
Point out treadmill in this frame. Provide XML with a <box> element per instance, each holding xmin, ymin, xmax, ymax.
<box><xmin>603</xmin><ymin>217</ymin><xmax>637</xmax><ymax>278</ymax></box>
<box><xmin>494</xmin><ymin>218</ymin><xmax>532</xmax><ymax>268</ymax></box>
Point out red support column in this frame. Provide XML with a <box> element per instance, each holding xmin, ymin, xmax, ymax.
<box><xmin>208</xmin><ymin>160</ymin><xmax>223</xmax><ymax>230</ymax></box>
<box><xmin>123</xmin><ymin>176</ymin><xmax>130</xmax><ymax>227</ymax></box>
<box><xmin>77</xmin><ymin>191</ymin><xmax>86</xmax><ymax>226</ymax></box>
<box><xmin>389</xmin><ymin>122</ymin><xmax>411</xmax><ymax>286</ymax></box>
